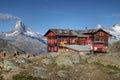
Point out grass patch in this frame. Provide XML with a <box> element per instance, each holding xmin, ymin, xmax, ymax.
<box><xmin>59</xmin><ymin>65</ymin><xmax>68</xmax><ymax>70</ymax></box>
<box><xmin>94</xmin><ymin>62</ymin><xmax>120</xmax><ymax>71</ymax></box>
<box><xmin>84</xmin><ymin>59</ymin><xmax>88</xmax><ymax>63</ymax></box>
<box><xmin>106</xmin><ymin>71</ymin><xmax>118</xmax><ymax>75</ymax></box>
<box><xmin>0</xmin><ymin>70</ymin><xmax>3</xmax><ymax>75</ymax></box>
<box><xmin>94</xmin><ymin>62</ymin><xmax>104</xmax><ymax>67</ymax></box>
<box><xmin>106</xmin><ymin>65</ymin><xmax>120</xmax><ymax>71</ymax></box>
<box><xmin>12</xmin><ymin>71</ymin><xmax>47</xmax><ymax>80</ymax></box>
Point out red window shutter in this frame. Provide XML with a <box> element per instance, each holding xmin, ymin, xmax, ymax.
<box><xmin>55</xmin><ymin>39</ymin><xmax>57</xmax><ymax>43</ymax></box>
<box><xmin>102</xmin><ymin>39</ymin><xmax>104</xmax><ymax>42</ymax></box>
<box><xmin>102</xmin><ymin>32</ymin><xmax>104</xmax><ymax>36</ymax></box>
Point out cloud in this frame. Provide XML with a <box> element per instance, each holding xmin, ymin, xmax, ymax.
<box><xmin>105</xmin><ymin>14</ymin><xmax>120</xmax><ymax>18</ymax></box>
<box><xmin>0</xmin><ymin>13</ymin><xmax>20</xmax><ymax>21</ymax></box>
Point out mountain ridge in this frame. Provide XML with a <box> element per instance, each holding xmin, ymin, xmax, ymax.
<box><xmin>0</xmin><ymin>20</ymin><xmax>47</xmax><ymax>54</ymax></box>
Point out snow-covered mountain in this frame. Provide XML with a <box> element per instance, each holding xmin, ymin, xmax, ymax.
<box><xmin>111</xmin><ymin>23</ymin><xmax>120</xmax><ymax>34</ymax></box>
<box><xmin>94</xmin><ymin>24</ymin><xmax>103</xmax><ymax>29</ymax></box>
<box><xmin>0</xmin><ymin>20</ymin><xmax>47</xmax><ymax>54</ymax></box>
<box><xmin>107</xmin><ymin>23</ymin><xmax>120</xmax><ymax>43</ymax></box>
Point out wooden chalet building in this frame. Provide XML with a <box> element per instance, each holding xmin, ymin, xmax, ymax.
<box><xmin>44</xmin><ymin>28</ymin><xmax>111</xmax><ymax>52</ymax></box>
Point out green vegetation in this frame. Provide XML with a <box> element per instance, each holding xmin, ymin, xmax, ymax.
<box><xmin>59</xmin><ymin>65</ymin><xmax>68</xmax><ymax>70</ymax></box>
<box><xmin>94</xmin><ymin>61</ymin><xmax>104</xmax><ymax>67</ymax></box>
<box><xmin>94</xmin><ymin>62</ymin><xmax>120</xmax><ymax>71</ymax></box>
<box><xmin>12</xmin><ymin>71</ymin><xmax>47</xmax><ymax>80</ymax></box>
<box><xmin>106</xmin><ymin>71</ymin><xmax>118</xmax><ymax>75</ymax></box>
<box><xmin>83</xmin><ymin>58</ymin><xmax>88</xmax><ymax>63</ymax></box>
<box><xmin>106</xmin><ymin>65</ymin><xmax>120</xmax><ymax>71</ymax></box>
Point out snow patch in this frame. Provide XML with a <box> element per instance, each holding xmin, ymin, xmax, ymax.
<box><xmin>112</xmin><ymin>26</ymin><xmax>120</xmax><ymax>34</ymax></box>
<box><xmin>94</xmin><ymin>24</ymin><xmax>103</xmax><ymax>29</ymax></box>
<box><xmin>24</xmin><ymin>30</ymin><xmax>39</xmax><ymax>37</ymax></box>
<box><xmin>6</xmin><ymin>31</ymin><xmax>19</xmax><ymax>37</ymax></box>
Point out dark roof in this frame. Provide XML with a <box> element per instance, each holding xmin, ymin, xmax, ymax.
<box><xmin>44</xmin><ymin>29</ymin><xmax>78</xmax><ymax>36</ymax></box>
<box><xmin>44</xmin><ymin>28</ymin><xmax>111</xmax><ymax>37</ymax></box>
<box><xmin>75</xmin><ymin>28</ymin><xmax>104</xmax><ymax>34</ymax></box>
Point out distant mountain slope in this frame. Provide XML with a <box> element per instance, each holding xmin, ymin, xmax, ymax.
<box><xmin>104</xmin><ymin>23</ymin><xmax>120</xmax><ymax>43</ymax></box>
<box><xmin>0</xmin><ymin>38</ymin><xmax>24</xmax><ymax>54</ymax></box>
<box><xmin>0</xmin><ymin>20</ymin><xmax>47</xmax><ymax>54</ymax></box>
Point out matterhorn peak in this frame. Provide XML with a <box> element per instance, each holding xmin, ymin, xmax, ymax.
<box><xmin>12</xmin><ymin>20</ymin><xmax>27</xmax><ymax>33</ymax></box>
<box><xmin>94</xmin><ymin>24</ymin><xmax>103</xmax><ymax>29</ymax></box>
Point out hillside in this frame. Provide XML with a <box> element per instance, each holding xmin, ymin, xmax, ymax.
<box><xmin>0</xmin><ymin>52</ymin><xmax>120</xmax><ymax>80</ymax></box>
<box><xmin>0</xmin><ymin>38</ymin><xmax>24</xmax><ymax>54</ymax></box>
<box><xmin>0</xmin><ymin>32</ymin><xmax>120</xmax><ymax>80</ymax></box>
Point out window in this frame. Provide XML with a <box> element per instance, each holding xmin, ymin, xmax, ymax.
<box><xmin>99</xmin><ymin>32</ymin><xmax>104</xmax><ymax>36</ymax></box>
<box><xmin>48</xmin><ymin>37</ymin><xmax>57</xmax><ymax>44</ymax></box>
<box><xmin>102</xmin><ymin>39</ymin><xmax>104</xmax><ymax>42</ymax></box>
<box><xmin>70</xmin><ymin>38</ymin><xmax>75</xmax><ymax>44</ymax></box>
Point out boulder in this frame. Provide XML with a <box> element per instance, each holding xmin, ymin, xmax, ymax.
<box><xmin>57</xmin><ymin>70</ymin><xmax>69</xmax><ymax>79</ymax></box>
<box><xmin>55</xmin><ymin>55</ymin><xmax>73</xmax><ymax>67</ymax></box>
<box><xmin>67</xmin><ymin>53</ymin><xmax>80</xmax><ymax>64</ymax></box>
<box><xmin>114</xmin><ymin>72</ymin><xmax>120</xmax><ymax>78</ymax></box>
<box><xmin>15</xmin><ymin>57</ymin><xmax>30</xmax><ymax>64</ymax></box>
<box><xmin>55</xmin><ymin>52</ymin><xmax>81</xmax><ymax>67</ymax></box>
<box><xmin>41</xmin><ymin>58</ymin><xmax>53</xmax><ymax>65</ymax></box>
<box><xmin>40</xmin><ymin>54</ymin><xmax>51</xmax><ymax>58</ymax></box>
<box><xmin>3</xmin><ymin>59</ymin><xmax>20</xmax><ymax>71</ymax></box>
<box><xmin>0</xmin><ymin>61</ymin><xmax>3</xmax><ymax>70</ymax></box>
<box><xmin>49</xmin><ymin>52</ymin><xmax>59</xmax><ymax>57</ymax></box>
<box><xmin>29</xmin><ymin>69</ymin><xmax>48</xmax><ymax>79</ymax></box>
<box><xmin>33</xmin><ymin>66</ymin><xmax>47</xmax><ymax>71</ymax></box>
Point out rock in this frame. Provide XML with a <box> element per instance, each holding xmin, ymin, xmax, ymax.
<box><xmin>40</xmin><ymin>54</ymin><xmax>51</xmax><ymax>58</ymax></box>
<box><xmin>90</xmin><ymin>70</ymin><xmax>112</xmax><ymax>80</ymax></box>
<box><xmin>66</xmin><ymin>53</ymin><xmax>80</xmax><ymax>64</ymax></box>
<box><xmin>0</xmin><ymin>58</ymin><xmax>3</xmax><ymax>62</ymax></box>
<box><xmin>55</xmin><ymin>52</ymin><xmax>80</xmax><ymax>67</ymax></box>
<box><xmin>117</xmin><ymin>64</ymin><xmax>120</xmax><ymax>69</ymax></box>
<box><xmin>2</xmin><ymin>71</ymin><xmax>20</xmax><ymax>80</ymax></box>
<box><xmin>3</xmin><ymin>59</ymin><xmax>20</xmax><ymax>71</ymax></box>
<box><xmin>57</xmin><ymin>70</ymin><xmax>69</xmax><ymax>79</ymax></box>
<box><xmin>0</xmin><ymin>76</ymin><xmax>3</xmax><ymax>80</ymax></box>
<box><xmin>114</xmin><ymin>72</ymin><xmax>120</xmax><ymax>78</ymax></box>
<box><xmin>33</xmin><ymin>66</ymin><xmax>47</xmax><ymax>71</ymax></box>
<box><xmin>55</xmin><ymin>55</ymin><xmax>73</xmax><ymax>67</ymax></box>
<box><xmin>49</xmin><ymin>52</ymin><xmax>59</xmax><ymax>57</ymax></box>
<box><xmin>30</xmin><ymin>69</ymin><xmax>48</xmax><ymax>79</ymax></box>
<box><xmin>15</xmin><ymin>57</ymin><xmax>30</xmax><ymax>64</ymax></box>
<box><xmin>0</xmin><ymin>62</ymin><xmax>3</xmax><ymax>70</ymax></box>
<box><xmin>41</xmin><ymin>58</ymin><xmax>53</xmax><ymax>65</ymax></box>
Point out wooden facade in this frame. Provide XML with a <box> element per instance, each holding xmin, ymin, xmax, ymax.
<box><xmin>93</xmin><ymin>30</ymin><xmax>109</xmax><ymax>46</ymax></box>
<box><xmin>44</xmin><ymin>28</ymin><xmax>111</xmax><ymax>52</ymax></box>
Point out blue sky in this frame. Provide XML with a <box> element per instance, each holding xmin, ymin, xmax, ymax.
<box><xmin>0</xmin><ymin>0</ymin><xmax>120</xmax><ymax>34</ymax></box>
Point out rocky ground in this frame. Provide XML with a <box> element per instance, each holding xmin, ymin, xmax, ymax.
<box><xmin>0</xmin><ymin>52</ymin><xmax>120</xmax><ymax>80</ymax></box>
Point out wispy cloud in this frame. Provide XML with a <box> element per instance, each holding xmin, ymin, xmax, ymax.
<box><xmin>105</xmin><ymin>14</ymin><xmax>120</xmax><ymax>18</ymax></box>
<box><xmin>0</xmin><ymin>13</ymin><xmax>20</xmax><ymax>21</ymax></box>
